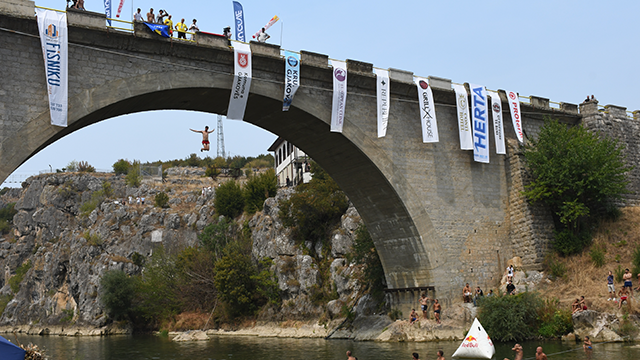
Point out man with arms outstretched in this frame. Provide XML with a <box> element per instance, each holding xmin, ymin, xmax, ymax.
<box><xmin>190</xmin><ymin>126</ymin><xmax>214</xmax><ymax>152</ymax></box>
<box><xmin>504</xmin><ymin>343</ymin><xmax>523</xmax><ymax>360</ymax></box>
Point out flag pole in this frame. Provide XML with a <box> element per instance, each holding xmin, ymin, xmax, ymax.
<box><xmin>280</xmin><ymin>21</ymin><xmax>283</xmax><ymax>46</ymax></box>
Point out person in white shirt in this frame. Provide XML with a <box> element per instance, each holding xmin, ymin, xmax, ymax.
<box><xmin>188</xmin><ymin>19</ymin><xmax>199</xmax><ymax>40</ymax></box>
<box><xmin>257</xmin><ymin>27</ymin><xmax>270</xmax><ymax>43</ymax></box>
<box><xmin>133</xmin><ymin>8</ymin><xmax>143</xmax><ymax>22</ymax></box>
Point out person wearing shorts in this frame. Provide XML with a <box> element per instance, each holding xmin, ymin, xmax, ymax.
<box><xmin>420</xmin><ymin>293</ymin><xmax>430</xmax><ymax>320</ymax></box>
<box><xmin>190</xmin><ymin>126</ymin><xmax>214</xmax><ymax>152</ymax></box>
<box><xmin>433</xmin><ymin>299</ymin><xmax>441</xmax><ymax>324</ymax></box>
<box><xmin>607</xmin><ymin>270</ymin><xmax>615</xmax><ymax>301</ymax></box>
<box><xmin>623</xmin><ymin>268</ymin><xmax>633</xmax><ymax>297</ymax></box>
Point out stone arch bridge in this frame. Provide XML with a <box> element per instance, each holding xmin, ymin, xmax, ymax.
<box><xmin>1</xmin><ymin>1</ymin><xmax>639</xmax><ymax>308</ymax></box>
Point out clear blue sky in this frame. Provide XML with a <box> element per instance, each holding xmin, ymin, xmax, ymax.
<box><xmin>4</xmin><ymin>0</ymin><xmax>640</xmax><ymax>186</ymax></box>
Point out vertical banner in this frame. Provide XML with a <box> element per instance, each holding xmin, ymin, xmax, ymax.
<box><xmin>330</xmin><ymin>60</ymin><xmax>348</xmax><ymax>133</ymax></box>
<box><xmin>470</xmin><ymin>84</ymin><xmax>489</xmax><ymax>163</ymax></box>
<box><xmin>374</xmin><ymin>68</ymin><xmax>390</xmax><ymax>138</ymax></box>
<box><xmin>104</xmin><ymin>0</ymin><xmax>112</xmax><ymax>26</ymax></box>
<box><xmin>232</xmin><ymin>1</ymin><xmax>245</xmax><ymax>42</ymax></box>
<box><xmin>252</xmin><ymin>15</ymin><xmax>279</xmax><ymax>39</ymax></box>
<box><xmin>116</xmin><ymin>0</ymin><xmax>125</xmax><ymax>18</ymax></box>
<box><xmin>414</xmin><ymin>77</ymin><xmax>439</xmax><ymax>143</ymax></box>
<box><xmin>489</xmin><ymin>91</ymin><xmax>506</xmax><ymax>155</ymax></box>
<box><xmin>227</xmin><ymin>43</ymin><xmax>252</xmax><ymax>120</ymax></box>
<box><xmin>36</xmin><ymin>9</ymin><xmax>68</xmax><ymax>127</ymax></box>
<box><xmin>506</xmin><ymin>90</ymin><xmax>524</xmax><ymax>143</ymax></box>
<box><xmin>452</xmin><ymin>83</ymin><xmax>472</xmax><ymax>150</ymax></box>
<box><xmin>282</xmin><ymin>51</ymin><xmax>300</xmax><ymax>111</ymax></box>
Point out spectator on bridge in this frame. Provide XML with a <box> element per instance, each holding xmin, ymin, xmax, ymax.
<box><xmin>133</xmin><ymin>8</ymin><xmax>143</xmax><ymax>22</ymax></box>
<box><xmin>257</xmin><ymin>27</ymin><xmax>270</xmax><ymax>43</ymax></box>
<box><xmin>462</xmin><ymin>283</ymin><xmax>472</xmax><ymax>303</ymax></box>
<box><xmin>164</xmin><ymin>15</ymin><xmax>174</xmax><ymax>37</ymax></box>
<box><xmin>188</xmin><ymin>19</ymin><xmax>200</xmax><ymax>40</ymax></box>
<box><xmin>591</xmin><ymin>95</ymin><xmax>596</xmax><ymax>102</ymax></box>
<box><xmin>175</xmin><ymin>18</ymin><xmax>188</xmax><ymax>39</ymax></box>
<box><xmin>72</xmin><ymin>0</ymin><xmax>85</xmax><ymax>10</ymax></box>
<box><xmin>157</xmin><ymin>10</ymin><xmax>168</xmax><ymax>24</ymax></box>
<box><xmin>146</xmin><ymin>8</ymin><xmax>155</xmax><ymax>23</ymax></box>
<box><xmin>585</xmin><ymin>95</ymin><xmax>591</xmax><ymax>102</ymax></box>
<box><xmin>223</xmin><ymin>26</ymin><xmax>232</xmax><ymax>45</ymax></box>
<box><xmin>506</xmin><ymin>280</ymin><xmax>516</xmax><ymax>295</ymax></box>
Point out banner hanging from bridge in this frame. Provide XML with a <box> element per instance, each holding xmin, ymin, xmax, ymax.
<box><xmin>489</xmin><ymin>91</ymin><xmax>506</xmax><ymax>154</ymax></box>
<box><xmin>414</xmin><ymin>77</ymin><xmax>438</xmax><ymax>143</ymax></box>
<box><xmin>330</xmin><ymin>60</ymin><xmax>348</xmax><ymax>133</ymax></box>
<box><xmin>36</xmin><ymin>8</ymin><xmax>68</xmax><ymax>127</ymax></box>
<box><xmin>506</xmin><ymin>90</ymin><xmax>524</xmax><ymax>143</ymax></box>
<box><xmin>282</xmin><ymin>51</ymin><xmax>299</xmax><ymax>111</ymax></box>
<box><xmin>374</xmin><ymin>68</ymin><xmax>390</xmax><ymax>138</ymax></box>
<box><xmin>104</xmin><ymin>0</ymin><xmax>112</xmax><ymax>26</ymax></box>
<box><xmin>452</xmin><ymin>83</ymin><xmax>472</xmax><ymax>150</ymax></box>
<box><xmin>470</xmin><ymin>84</ymin><xmax>489</xmax><ymax>163</ymax></box>
<box><xmin>227</xmin><ymin>43</ymin><xmax>252</xmax><ymax>120</ymax></box>
<box><xmin>232</xmin><ymin>1</ymin><xmax>246</xmax><ymax>42</ymax></box>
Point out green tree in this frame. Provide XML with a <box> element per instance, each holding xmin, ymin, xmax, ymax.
<box><xmin>214</xmin><ymin>180</ymin><xmax>245</xmax><ymax>218</ymax></box>
<box><xmin>113</xmin><ymin>159</ymin><xmax>131</xmax><ymax>175</ymax></box>
<box><xmin>279</xmin><ymin>162</ymin><xmax>348</xmax><ymax>249</ymax></box>
<box><xmin>349</xmin><ymin>225</ymin><xmax>386</xmax><ymax>302</ymax></box>
<box><xmin>0</xmin><ymin>202</ymin><xmax>17</xmax><ymax>235</ymax></box>
<box><xmin>154</xmin><ymin>192</ymin><xmax>169</xmax><ymax>208</ymax></box>
<box><xmin>126</xmin><ymin>160</ymin><xmax>142</xmax><ymax>187</ymax></box>
<box><xmin>100</xmin><ymin>270</ymin><xmax>137</xmax><ymax>320</ymax></box>
<box><xmin>523</xmin><ymin>119</ymin><xmax>631</xmax><ymax>255</ymax></box>
<box><xmin>243</xmin><ymin>168</ymin><xmax>277</xmax><ymax>214</ymax></box>
<box><xmin>198</xmin><ymin>217</ymin><xmax>233</xmax><ymax>259</ymax></box>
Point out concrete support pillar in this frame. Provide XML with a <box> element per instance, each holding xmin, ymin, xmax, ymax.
<box><xmin>0</xmin><ymin>0</ymin><xmax>34</xmax><ymax>18</ymax></box>
<box><xmin>579</xmin><ymin>100</ymin><xmax>599</xmax><ymax>115</ymax></box>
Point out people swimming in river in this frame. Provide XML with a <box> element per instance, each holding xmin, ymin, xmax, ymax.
<box><xmin>504</xmin><ymin>343</ymin><xmax>523</xmax><ymax>360</ymax></box>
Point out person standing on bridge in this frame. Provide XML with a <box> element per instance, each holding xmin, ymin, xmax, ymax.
<box><xmin>146</xmin><ymin>8</ymin><xmax>155</xmax><ymax>23</ymax></box>
<box><xmin>257</xmin><ymin>28</ymin><xmax>270</xmax><ymax>43</ymax></box>
<box><xmin>175</xmin><ymin>18</ymin><xmax>188</xmax><ymax>39</ymax></box>
<box><xmin>188</xmin><ymin>19</ymin><xmax>199</xmax><ymax>40</ymax></box>
<box><xmin>190</xmin><ymin>126</ymin><xmax>215</xmax><ymax>152</ymax></box>
<box><xmin>164</xmin><ymin>15</ymin><xmax>174</xmax><ymax>37</ymax></box>
<box><xmin>133</xmin><ymin>8</ymin><xmax>143</xmax><ymax>22</ymax></box>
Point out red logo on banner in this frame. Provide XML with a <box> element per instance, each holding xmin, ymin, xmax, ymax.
<box><xmin>508</xmin><ymin>91</ymin><xmax>516</xmax><ymax>100</ymax></box>
<box><xmin>493</xmin><ymin>103</ymin><xmax>500</xmax><ymax>112</ymax></box>
<box><xmin>419</xmin><ymin>80</ymin><xmax>429</xmax><ymax>89</ymax></box>
<box><xmin>238</xmin><ymin>53</ymin><xmax>249</xmax><ymax>68</ymax></box>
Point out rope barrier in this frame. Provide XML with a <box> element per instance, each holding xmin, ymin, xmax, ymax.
<box><xmin>521</xmin><ymin>338</ymin><xmax>629</xmax><ymax>360</ymax></box>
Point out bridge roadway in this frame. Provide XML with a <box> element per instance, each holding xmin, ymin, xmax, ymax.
<box><xmin>0</xmin><ymin>1</ymin><xmax>605</xmax><ymax>309</ymax></box>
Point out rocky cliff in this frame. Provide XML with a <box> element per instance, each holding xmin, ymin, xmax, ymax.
<box><xmin>0</xmin><ymin>170</ymin><xmax>366</xmax><ymax>334</ymax></box>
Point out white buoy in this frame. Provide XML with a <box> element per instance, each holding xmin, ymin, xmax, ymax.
<box><xmin>451</xmin><ymin>318</ymin><xmax>495</xmax><ymax>359</ymax></box>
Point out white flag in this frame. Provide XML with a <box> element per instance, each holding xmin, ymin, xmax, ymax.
<box><xmin>506</xmin><ymin>90</ymin><xmax>524</xmax><ymax>143</ymax></box>
<box><xmin>330</xmin><ymin>60</ymin><xmax>348</xmax><ymax>133</ymax></box>
<box><xmin>227</xmin><ymin>43</ymin><xmax>252</xmax><ymax>120</ymax></box>
<box><xmin>452</xmin><ymin>84</ymin><xmax>472</xmax><ymax>150</ymax></box>
<box><xmin>374</xmin><ymin>68</ymin><xmax>390</xmax><ymax>138</ymax></box>
<box><xmin>415</xmin><ymin>77</ymin><xmax>438</xmax><ymax>143</ymax></box>
<box><xmin>489</xmin><ymin>91</ymin><xmax>506</xmax><ymax>155</ymax></box>
<box><xmin>36</xmin><ymin>9</ymin><xmax>68</xmax><ymax>127</ymax></box>
<box><xmin>470</xmin><ymin>84</ymin><xmax>489</xmax><ymax>163</ymax></box>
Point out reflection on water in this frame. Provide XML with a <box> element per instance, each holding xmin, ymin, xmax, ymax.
<box><xmin>9</xmin><ymin>333</ymin><xmax>640</xmax><ymax>360</ymax></box>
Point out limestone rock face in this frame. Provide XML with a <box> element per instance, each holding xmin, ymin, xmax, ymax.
<box><xmin>572</xmin><ymin>310</ymin><xmax>640</xmax><ymax>342</ymax></box>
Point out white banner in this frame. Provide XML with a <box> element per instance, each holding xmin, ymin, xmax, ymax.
<box><xmin>282</xmin><ymin>51</ymin><xmax>299</xmax><ymax>111</ymax></box>
<box><xmin>36</xmin><ymin>9</ymin><xmax>68</xmax><ymax>127</ymax></box>
<box><xmin>415</xmin><ymin>77</ymin><xmax>438</xmax><ymax>143</ymax></box>
<box><xmin>330</xmin><ymin>60</ymin><xmax>348</xmax><ymax>133</ymax></box>
<box><xmin>489</xmin><ymin>91</ymin><xmax>506</xmax><ymax>155</ymax></box>
<box><xmin>470</xmin><ymin>84</ymin><xmax>489</xmax><ymax>163</ymax></box>
<box><xmin>227</xmin><ymin>43</ymin><xmax>252</xmax><ymax>120</ymax></box>
<box><xmin>452</xmin><ymin>83</ymin><xmax>472</xmax><ymax>150</ymax></box>
<box><xmin>506</xmin><ymin>90</ymin><xmax>524</xmax><ymax>143</ymax></box>
<box><xmin>374</xmin><ymin>68</ymin><xmax>390</xmax><ymax>138</ymax></box>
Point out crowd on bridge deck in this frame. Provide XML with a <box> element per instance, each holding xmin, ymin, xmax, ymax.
<box><xmin>66</xmin><ymin>0</ymin><xmax>85</xmax><ymax>10</ymax></box>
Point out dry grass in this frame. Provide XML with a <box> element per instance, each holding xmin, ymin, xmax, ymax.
<box><xmin>539</xmin><ymin>207</ymin><xmax>640</xmax><ymax>313</ymax></box>
<box><xmin>164</xmin><ymin>312</ymin><xmax>210</xmax><ymax>331</ymax></box>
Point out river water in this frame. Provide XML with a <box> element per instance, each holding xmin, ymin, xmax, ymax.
<box><xmin>9</xmin><ymin>334</ymin><xmax>640</xmax><ymax>360</ymax></box>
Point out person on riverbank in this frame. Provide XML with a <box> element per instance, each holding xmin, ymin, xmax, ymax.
<box><xmin>571</xmin><ymin>298</ymin><xmax>581</xmax><ymax>313</ymax></box>
<box><xmin>463</xmin><ymin>283</ymin><xmax>472</xmax><ymax>303</ymax></box>
<box><xmin>583</xmin><ymin>335</ymin><xmax>592</xmax><ymax>351</ymax></box>
<box><xmin>410</xmin><ymin>309</ymin><xmax>418</xmax><ymax>324</ymax></box>
<box><xmin>506</xmin><ymin>280</ymin><xmax>516</xmax><ymax>295</ymax></box>
<box><xmin>623</xmin><ymin>268</ymin><xmax>633</xmax><ymax>296</ymax></box>
<box><xmin>436</xmin><ymin>350</ymin><xmax>445</xmax><ymax>360</ymax></box>
<box><xmin>473</xmin><ymin>285</ymin><xmax>484</xmax><ymax>306</ymax></box>
<box><xmin>420</xmin><ymin>293</ymin><xmax>430</xmax><ymax>319</ymax></box>
<box><xmin>433</xmin><ymin>299</ymin><xmax>442</xmax><ymax>324</ymax></box>
<box><xmin>346</xmin><ymin>350</ymin><xmax>356</xmax><ymax>360</ymax></box>
<box><xmin>618</xmin><ymin>287</ymin><xmax>630</xmax><ymax>309</ymax></box>
<box><xmin>412</xmin><ymin>352</ymin><xmax>421</xmax><ymax>360</ymax></box>
<box><xmin>190</xmin><ymin>126</ymin><xmax>214</xmax><ymax>152</ymax></box>
<box><xmin>506</xmin><ymin>264</ymin><xmax>514</xmax><ymax>282</ymax></box>
<box><xmin>504</xmin><ymin>343</ymin><xmax>523</xmax><ymax>360</ymax></box>
<box><xmin>607</xmin><ymin>270</ymin><xmax>616</xmax><ymax>301</ymax></box>
<box><xmin>535</xmin><ymin>347</ymin><xmax>548</xmax><ymax>360</ymax></box>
